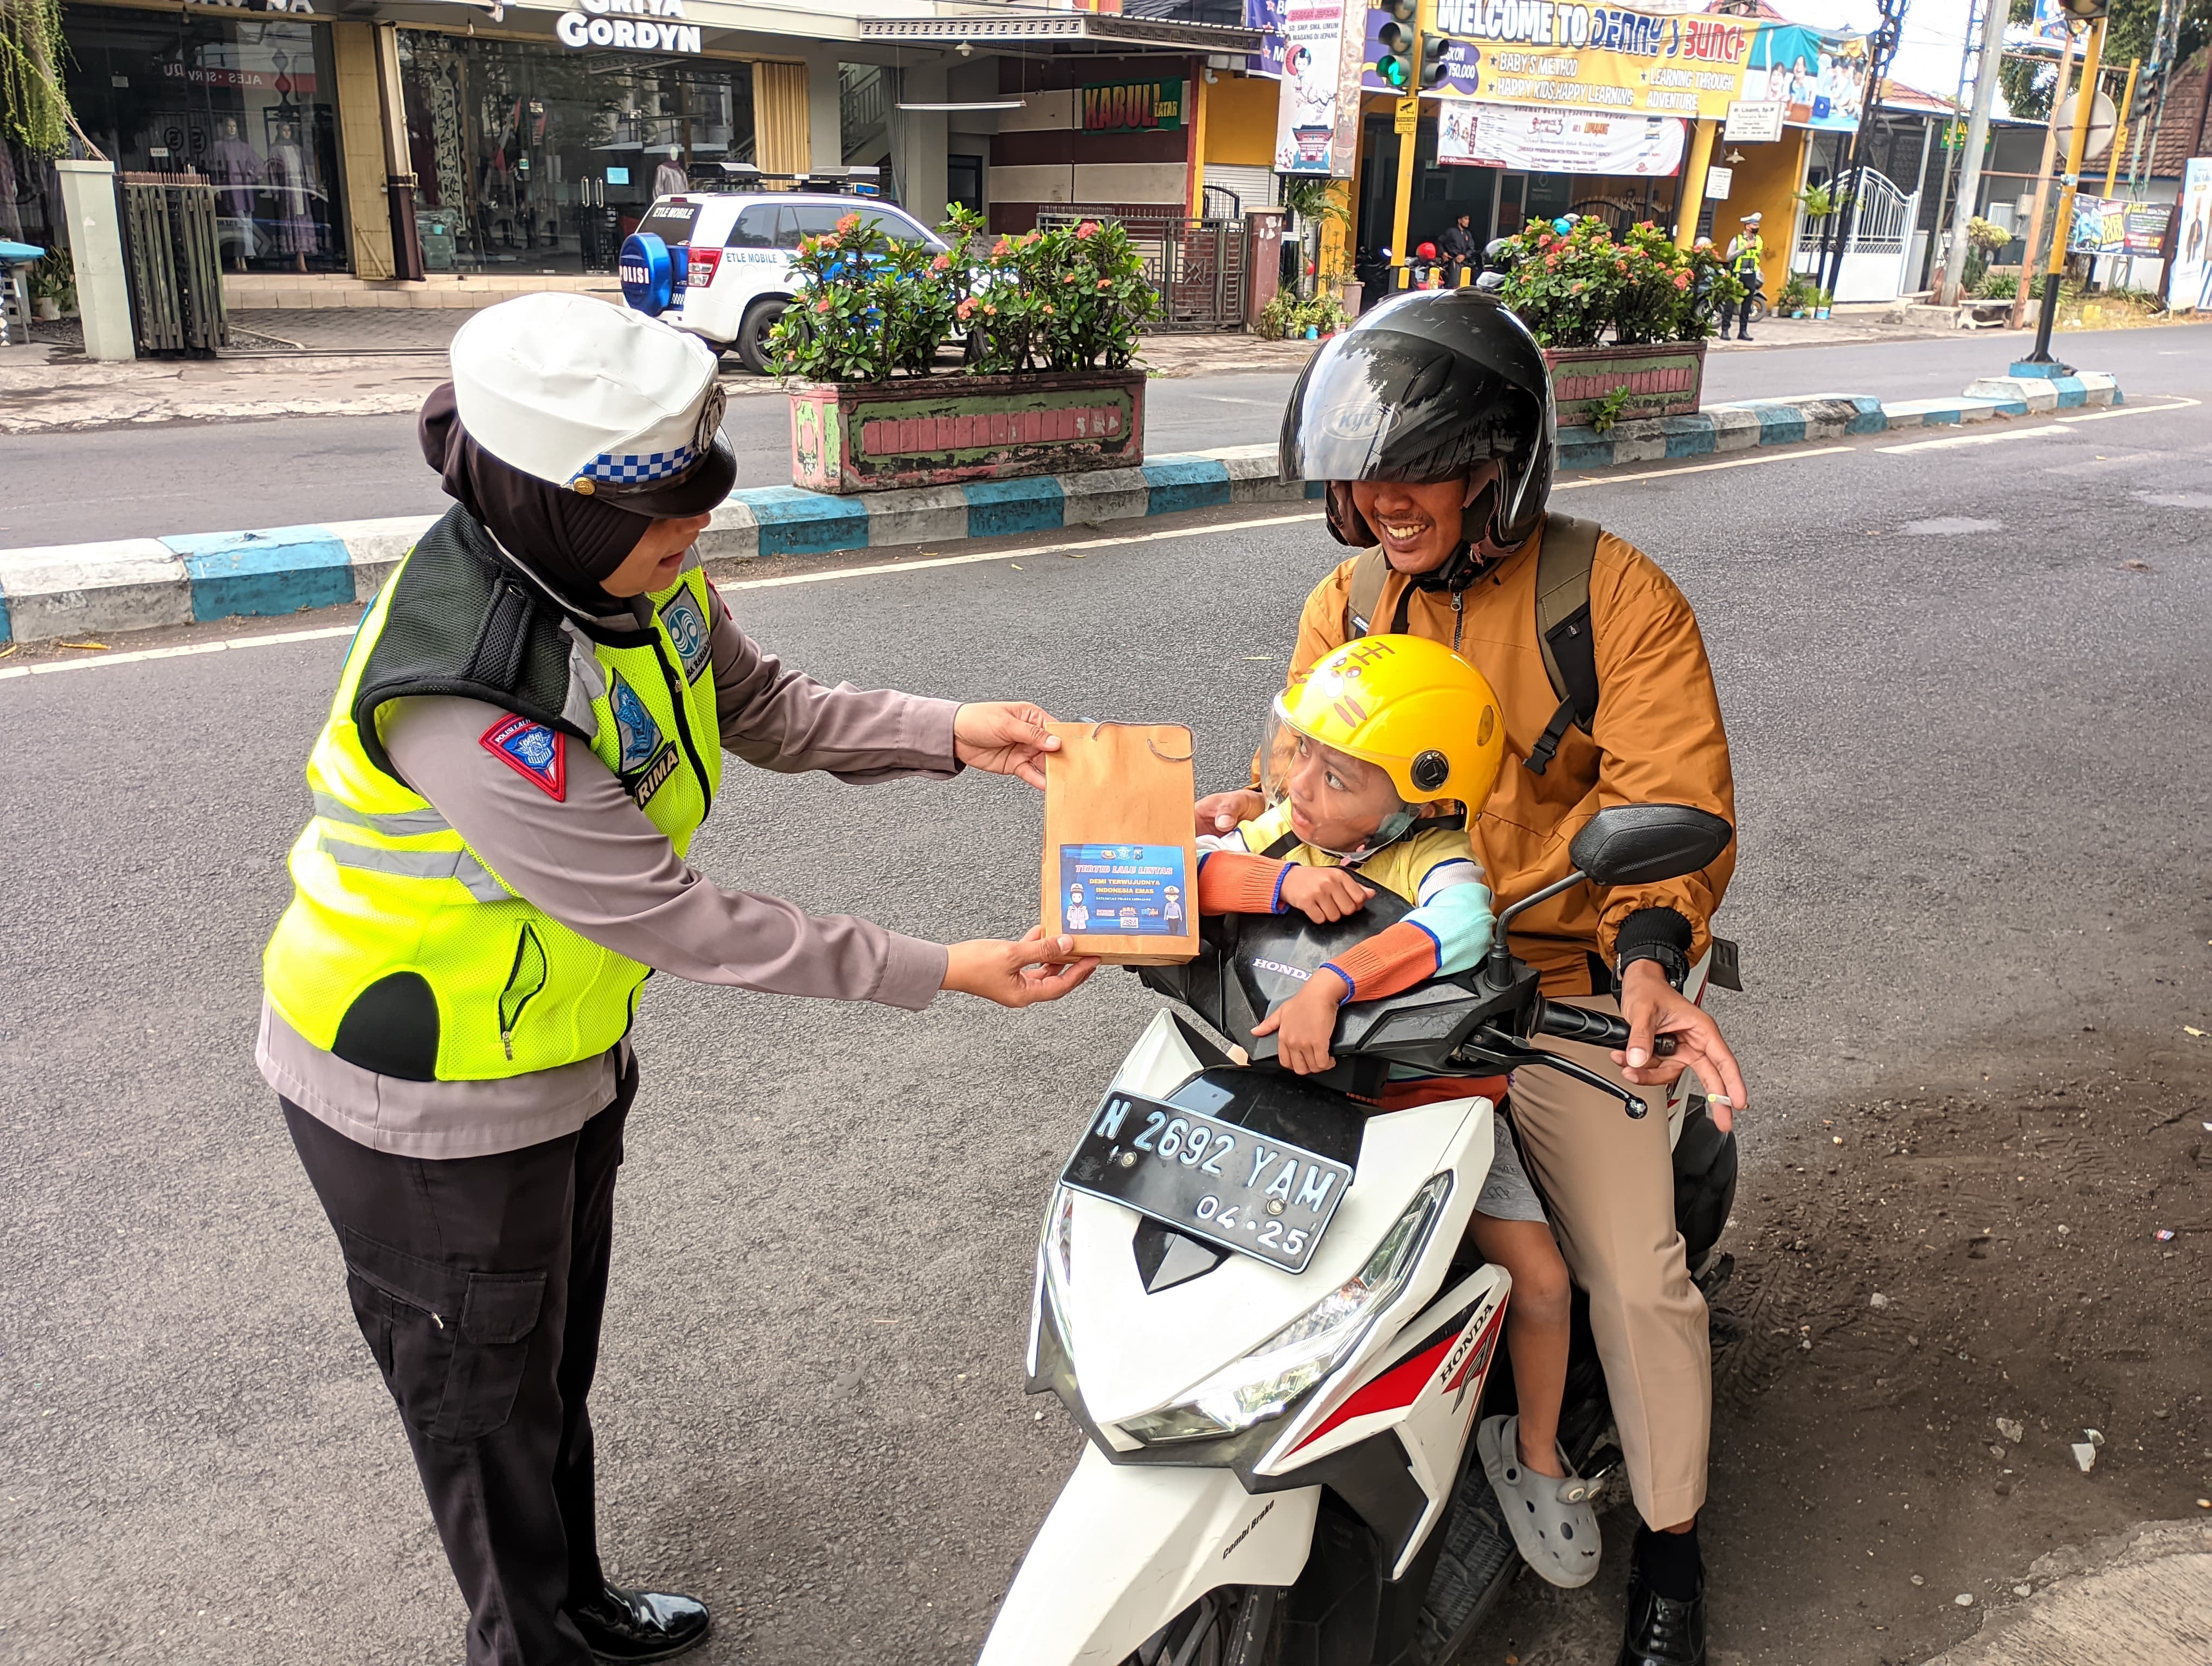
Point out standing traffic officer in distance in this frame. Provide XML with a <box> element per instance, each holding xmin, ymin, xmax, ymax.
<box><xmin>1201</xmin><ymin>287</ymin><xmax>1748</xmax><ymax>1666</ymax></box>
<box><xmin>259</xmin><ymin>292</ymin><xmax>1096</xmax><ymax>1666</ymax></box>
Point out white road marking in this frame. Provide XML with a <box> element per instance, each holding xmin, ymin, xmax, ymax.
<box><xmin>0</xmin><ymin>624</ymin><xmax>354</xmax><ymax>681</ymax></box>
<box><xmin>1555</xmin><ymin>445</ymin><xmax>1855</xmax><ymax>489</ymax></box>
<box><xmin>1877</xmin><ymin>424</ymin><xmax>2069</xmax><ymax>454</ymax></box>
<box><xmin>8</xmin><ymin>396</ymin><xmax>2199</xmax><ymax>681</ymax></box>
<box><xmin>2053</xmin><ymin>395</ymin><xmax>2200</xmax><ymax>422</ymax></box>
<box><xmin>716</xmin><ymin>510</ymin><xmax>1322</xmax><ymax>593</ymax></box>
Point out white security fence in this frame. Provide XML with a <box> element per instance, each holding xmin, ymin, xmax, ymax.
<box><xmin>1793</xmin><ymin>169</ymin><xmax>1921</xmax><ymax>303</ymax></box>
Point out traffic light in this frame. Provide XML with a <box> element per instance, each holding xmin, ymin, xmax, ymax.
<box><xmin>1420</xmin><ymin>29</ymin><xmax>1451</xmax><ymax>89</ymax></box>
<box><xmin>1375</xmin><ymin>0</ymin><xmax>1416</xmax><ymax>92</ymax></box>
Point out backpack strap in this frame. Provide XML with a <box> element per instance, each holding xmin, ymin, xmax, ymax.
<box><xmin>1526</xmin><ymin>512</ymin><xmax>1602</xmax><ymax>777</ymax></box>
<box><xmin>1343</xmin><ymin>547</ymin><xmax>1393</xmax><ymax>640</ymax></box>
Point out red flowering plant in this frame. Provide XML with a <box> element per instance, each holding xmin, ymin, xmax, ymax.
<box><xmin>1495</xmin><ymin>216</ymin><xmax>1740</xmax><ymax>348</ymax></box>
<box><xmin>963</xmin><ymin>217</ymin><xmax>1158</xmax><ymax>374</ymax></box>
<box><xmin>766</xmin><ymin>205</ymin><xmax>1155</xmax><ymax>382</ymax></box>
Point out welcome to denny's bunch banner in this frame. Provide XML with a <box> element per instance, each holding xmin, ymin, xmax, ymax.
<box><xmin>1358</xmin><ymin>1</ymin><xmax>1760</xmax><ymax>123</ymax></box>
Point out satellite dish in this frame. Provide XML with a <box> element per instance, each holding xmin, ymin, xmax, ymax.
<box><xmin>2054</xmin><ymin>87</ymin><xmax>2118</xmax><ymax>161</ymax></box>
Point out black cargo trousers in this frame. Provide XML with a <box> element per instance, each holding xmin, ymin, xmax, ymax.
<box><xmin>282</xmin><ymin>1059</ymin><xmax>637</xmax><ymax>1666</ymax></box>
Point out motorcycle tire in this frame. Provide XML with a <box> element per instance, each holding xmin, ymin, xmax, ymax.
<box><xmin>1124</xmin><ymin>1586</ymin><xmax>1282</xmax><ymax>1666</ymax></box>
<box><xmin>1746</xmin><ymin>294</ymin><xmax>1770</xmax><ymax>325</ymax></box>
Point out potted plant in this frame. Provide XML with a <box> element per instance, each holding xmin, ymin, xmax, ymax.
<box><xmin>1960</xmin><ymin>215</ymin><xmax>2011</xmax><ymax>293</ymax></box>
<box><xmin>1491</xmin><ymin>216</ymin><xmax>1729</xmax><ymax>427</ymax></box>
<box><xmin>29</xmin><ymin>247</ymin><xmax>74</xmax><ymax>320</ymax></box>
<box><xmin>768</xmin><ymin>208</ymin><xmax>1160</xmax><ymax>494</ymax></box>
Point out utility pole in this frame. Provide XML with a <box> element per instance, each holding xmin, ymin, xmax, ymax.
<box><xmin>2024</xmin><ymin>2</ymin><xmax>2110</xmax><ymax>365</ymax></box>
<box><xmin>1819</xmin><ymin>0</ymin><xmax>1910</xmax><ymax>304</ymax></box>
<box><xmin>2010</xmin><ymin>23</ymin><xmax>2080</xmax><ymax>329</ymax></box>
<box><xmin>1937</xmin><ymin>0</ymin><xmax>2010</xmax><ymax>304</ymax></box>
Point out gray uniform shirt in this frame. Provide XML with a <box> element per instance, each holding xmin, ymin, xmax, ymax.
<box><xmin>259</xmin><ymin>581</ymin><xmax>957</xmax><ymax>1159</ymax></box>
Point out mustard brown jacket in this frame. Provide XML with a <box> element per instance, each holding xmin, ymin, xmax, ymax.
<box><xmin>1273</xmin><ymin>521</ymin><xmax>1735</xmax><ymax>996</ymax></box>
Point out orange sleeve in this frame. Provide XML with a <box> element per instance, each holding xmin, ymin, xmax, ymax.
<box><xmin>1321</xmin><ymin>921</ymin><xmax>1443</xmax><ymax>1003</ymax></box>
<box><xmin>1197</xmin><ymin>851</ymin><xmax>1290</xmax><ymax>915</ymax></box>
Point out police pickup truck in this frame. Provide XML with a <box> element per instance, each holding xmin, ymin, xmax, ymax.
<box><xmin>616</xmin><ymin>166</ymin><xmax>949</xmax><ymax>374</ymax></box>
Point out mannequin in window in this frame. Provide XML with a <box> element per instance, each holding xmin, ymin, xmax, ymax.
<box><xmin>209</xmin><ymin>116</ymin><xmax>263</xmax><ymax>272</ymax></box>
<box><xmin>654</xmin><ymin>149</ymin><xmax>688</xmax><ymax>200</ymax></box>
<box><xmin>267</xmin><ymin>117</ymin><xmax>318</xmax><ymax>272</ymax></box>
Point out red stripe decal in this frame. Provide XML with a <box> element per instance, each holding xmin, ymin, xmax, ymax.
<box><xmin>1444</xmin><ymin>1302</ymin><xmax>1508</xmax><ymax>1393</ymax></box>
<box><xmin>1292</xmin><ymin>1332</ymin><xmax>1455</xmax><ymax>1452</ymax></box>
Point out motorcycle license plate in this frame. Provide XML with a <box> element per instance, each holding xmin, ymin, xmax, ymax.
<box><xmin>1060</xmin><ymin>1091</ymin><xmax>1353</xmax><ymax>1273</ymax></box>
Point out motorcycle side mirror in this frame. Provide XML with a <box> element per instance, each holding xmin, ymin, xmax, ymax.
<box><xmin>1482</xmin><ymin>804</ymin><xmax>1732</xmax><ymax>988</ymax></box>
<box><xmin>1568</xmin><ymin>804</ymin><xmax>1733</xmax><ymax>887</ymax></box>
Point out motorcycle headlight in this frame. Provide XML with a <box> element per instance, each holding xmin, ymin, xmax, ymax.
<box><xmin>1118</xmin><ymin>1172</ymin><xmax>1452</xmax><ymax>1445</ymax></box>
<box><xmin>1040</xmin><ymin>1188</ymin><xmax>1079</xmax><ymax>1357</ymax></box>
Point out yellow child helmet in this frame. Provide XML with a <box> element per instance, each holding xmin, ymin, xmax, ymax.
<box><xmin>1264</xmin><ymin>635</ymin><xmax>1506</xmax><ymax>853</ymax></box>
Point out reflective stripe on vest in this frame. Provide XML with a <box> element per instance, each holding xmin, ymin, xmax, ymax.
<box><xmin>263</xmin><ymin>554</ymin><xmax>725</xmax><ymax>1081</ymax></box>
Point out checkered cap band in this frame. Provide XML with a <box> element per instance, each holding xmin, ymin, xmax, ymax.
<box><xmin>568</xmin><ymin>382</ymin><xmax>725</xmax><ymax>498</ymax></box>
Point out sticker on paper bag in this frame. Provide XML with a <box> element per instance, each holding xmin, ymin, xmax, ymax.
<box><xmin>1059</xmin><ymin>843</ymin><xmax>1189</xmax><ymax>936</ymax></box>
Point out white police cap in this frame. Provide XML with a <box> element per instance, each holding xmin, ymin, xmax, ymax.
<box><xmin>449</xmin><ymin>292</ymin><xmax>734</xmax><ymax>515</ymax></box>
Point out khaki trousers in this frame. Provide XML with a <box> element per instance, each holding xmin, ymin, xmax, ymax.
<box><xmin>1505</xmin><ymin>995</ymin><xmax>1709</xmax><ymax>1529</ymax></box>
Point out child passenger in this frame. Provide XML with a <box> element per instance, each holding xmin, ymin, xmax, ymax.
<box><xmin>1194</xmin><ymin>635</ymin><xmax>1602</xmax><ymax>1589</ymax></box>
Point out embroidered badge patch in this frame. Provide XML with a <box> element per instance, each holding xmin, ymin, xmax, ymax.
<box><xmin>481</xmin><ymin>715</ymin><xmax>566</xmax><ymax>800</ymax></box>
<box><xmin>627</xmin><ymin>743</ymin><xmax>680</xmax><ymax>810</ymax></box>
<box><xmin>660</xmin><ymin>591</ymin><xmax>711</xmax><ymax>684</ymax></box>
<box><xmin>609</xmin><ymin>673</ymin><xmax>663</xmax><ymax>774</ymax></box>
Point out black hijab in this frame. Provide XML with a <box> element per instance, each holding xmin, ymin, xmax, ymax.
<box><xmin>417</xmin><ymin>382</ymin><xmax>651</xmax><ymax>615</ymax></box>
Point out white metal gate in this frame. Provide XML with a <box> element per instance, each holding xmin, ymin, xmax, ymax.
<box><xmin>1793</xmin><ymin>169</ymin><xmax>1920</xmax><ymax>303</ymax></box>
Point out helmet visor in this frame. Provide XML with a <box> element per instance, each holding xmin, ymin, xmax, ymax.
<box><xmin>1281</xmin><ymin>326</ymin><xmax>1541</xmax><ymax>485</ymax></box>
<box><xmin>1260</xmin><ymin>697</ymin><xmax>1419</xmax><ymax>861</ymax></box>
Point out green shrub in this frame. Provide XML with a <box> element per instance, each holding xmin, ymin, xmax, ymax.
<box><xmin>767</xmin><ymin>206</ymin><xmax>1157</xmax><ymax>382</ymax></box>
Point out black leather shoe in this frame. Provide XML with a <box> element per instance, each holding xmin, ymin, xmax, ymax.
<box><xmin>570</xmin><ymin>1584</ymin><xmax>712</xmax><ymax>1663</ymax></box>
<box><xmin>1617</xmin><ymin>1568</ymin><xmax>1705</xmax><ymax>1666</ymax></box>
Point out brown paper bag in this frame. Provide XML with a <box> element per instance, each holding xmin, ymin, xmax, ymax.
<box><xmin>1041</xmin><ymin>721</ymin><xmax>1199</xmax><ymax>966</ymax></box>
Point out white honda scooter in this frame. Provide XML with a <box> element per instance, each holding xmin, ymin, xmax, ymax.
<box><xmin>981</xmin><ymin>805</ymin><xmax>1741</xmax><ymax>1666</ymax></box>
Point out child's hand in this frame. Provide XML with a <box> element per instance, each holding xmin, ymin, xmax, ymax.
<box><xmin>1278</xmin><ymin>865</ymin><xmax>1373</xmax><ymax>924</ymax></box>
<box><xmin>1252</xmin><ymin>970</ymin><xmax>1349</xmax><ymax>1074</ymax></box>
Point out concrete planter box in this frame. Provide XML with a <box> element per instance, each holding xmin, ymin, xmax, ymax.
<box><xmin>788</xmin><ymin>369</ymin><xmax>1147</xmax><ymax>495</ymax></box>
<box><xmin>1543</xmin><ymin>339</ymin><xmax>1707</xmax><ymax>427</ymax></box>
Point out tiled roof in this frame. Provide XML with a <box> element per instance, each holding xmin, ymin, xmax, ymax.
<box><xmin>2147</xmin><ymin>52</ymin><xmax>2210</xmax><ymax>179</ymax></box>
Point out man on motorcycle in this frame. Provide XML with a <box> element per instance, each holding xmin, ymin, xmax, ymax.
<box><xmin>1199</xmin><ymin>290</ymin><xmax>1747</xmax><ymax>1666</ymax></box>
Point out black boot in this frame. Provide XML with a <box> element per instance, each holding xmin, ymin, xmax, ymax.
<box><xmin>570</xmin><ymin>1584</ymin><xmax>712</xmax><ymax>1663</ymax></box>
<box><xmin>1617</xmin><ymin>1566</ymin><xmax>1706</xmax><ymax>1666</ymax></box>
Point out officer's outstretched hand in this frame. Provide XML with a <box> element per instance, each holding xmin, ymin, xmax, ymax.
<box><xmin>954</xmin><ymin>702</ymin><xmax>1063</xmax><ymax>790</ymax></box>
<box><xmin>943</xmin><ymin>927</ymin><xmax>1099</xmax><ymax>1008</ymax></box>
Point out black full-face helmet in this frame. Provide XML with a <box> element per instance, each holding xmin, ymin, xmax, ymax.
<box><xmin>1279</xmin><ymin>289</ymin><xmax>1557</xmax><ymax>555</ymax></box>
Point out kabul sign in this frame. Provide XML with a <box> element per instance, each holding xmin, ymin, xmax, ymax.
<box><xmin>557</xmin><ymin>0</ymin><xmax>703</xmax><ymax>54</ymax></box>
<box><xmin>1079</xmin><ymin>79</ymin><xmax>1185</xmax><ymax>133</ymax></box>
<box><xmin>1363</xmin><ymin>2</ymin><xmax>1757</xmax><ymax>123</ymax></box>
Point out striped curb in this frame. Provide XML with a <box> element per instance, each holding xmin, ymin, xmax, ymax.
<box><xmin>0</xmin><ymin>377</ymin><xmax>2124</xmax><ymax>648</ymax></box>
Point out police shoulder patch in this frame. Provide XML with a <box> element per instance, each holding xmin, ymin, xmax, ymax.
<box><xmin>481</xmin><ymin>714</ymin><xmax>567</xmax><ymax>800</ymax></box>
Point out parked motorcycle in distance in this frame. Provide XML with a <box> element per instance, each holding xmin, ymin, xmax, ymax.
<box><xmin>981</xmin><ymin>804</ymin><xmax>1742</xmax><ymax>1666</ymax></box>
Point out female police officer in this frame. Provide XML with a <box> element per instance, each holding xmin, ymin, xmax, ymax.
<box><xmin>258</xmin><ymin>294</ymin><xmax>1094</xmax><ymax>1666</ymax></box>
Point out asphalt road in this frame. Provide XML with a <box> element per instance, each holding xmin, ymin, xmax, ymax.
<box><xmin>11</xmin><ymin>323</ymin><xmax>2207</xmax><ymax>549</ymax></box>
<box><xmin>2</xmin><ymin>356</ymin><xmax>2209</xmax><ymax>1666</ymax></box>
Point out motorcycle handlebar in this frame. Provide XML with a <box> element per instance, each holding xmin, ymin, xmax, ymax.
<box><xmin>1535</xmin><ymin>999</ymin><xmax>1678</xmax><ymax>1058</ymax></box>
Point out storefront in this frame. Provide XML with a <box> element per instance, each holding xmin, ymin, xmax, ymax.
<box><xmin>396</xmin><ymin>31</ymin><xmax>757</xmax><ymax>274</ymax></box>
<box><xmin>59</xmin><ymin>2</ymin><xmax>351</xmax><ymax>274</ymax></box>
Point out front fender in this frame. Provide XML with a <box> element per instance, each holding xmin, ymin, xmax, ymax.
<box><xmin>979</xmin><ymin>1444</ymin><xmax>1319</xmax><ymax>1666</ymax></box>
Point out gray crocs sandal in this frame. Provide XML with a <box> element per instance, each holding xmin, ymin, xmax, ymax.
<box><xmin>1477</xmin><ymin>1412</ymin><xmax>1602</xmax><ymax>1589</ymax></box>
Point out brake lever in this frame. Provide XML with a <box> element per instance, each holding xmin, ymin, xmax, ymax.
<box><xmin>1453</xmin><ymin>1025</ymin><xmax>1652</xmax><ymax>1119</ymax></box>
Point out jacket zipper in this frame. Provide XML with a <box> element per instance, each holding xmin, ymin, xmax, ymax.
<box><xmin>645</xmin><ymin>629</ymin><xmax>715</xmax><ymax>818</ymax></box>
<box><xmin>1451</xmin><ymin>589</ymin><xmax>1465</xmax><ymax>652</ymax></box>
<box><xmin>498</xmin><ymin>921</ymin><xmax>549</xmax><ymax>1061</ymax></box>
